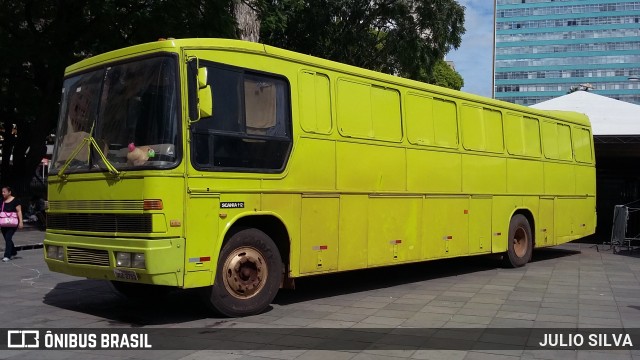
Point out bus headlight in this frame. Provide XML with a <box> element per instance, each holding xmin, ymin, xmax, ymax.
<box><xmin>47</xmin><ymin>245</ymin><xmax>64</xmax><ymax>260</ymax></box>
<box><xmin>116</xmin><ymin>252</ymin><xmax>131</xmax><ymax>267</ymax></box>
<box><xmin>115</xmin><ymin>252</ymin><xmax>145</xmax><ymax>269</ymax></box>
<box><xmin>132</xmin><ymin>253</ymin><xmax>145</xmax><ymax>269</ymax></box>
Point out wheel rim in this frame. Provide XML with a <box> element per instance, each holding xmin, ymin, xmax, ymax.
<box><xmin>222</xmin><ymin>246</ymin><xmax>267</xmax><ymax>299</ymax></box>
<box><xmin>513</xmin><ymin>227</ymin><xmax>528</xmax><ymax>258</ymax></box>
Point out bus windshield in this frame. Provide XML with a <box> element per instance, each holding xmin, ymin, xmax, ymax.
<box><xmin>51</xmin><ymin>56</ymin><xmax>179</xmax><ymax>173</ymax></box>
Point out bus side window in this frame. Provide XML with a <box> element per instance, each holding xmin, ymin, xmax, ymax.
<box><xmin>190</xmin><ymin>63</ymin><xmax>292</xmax><ymax>172</ymax></box>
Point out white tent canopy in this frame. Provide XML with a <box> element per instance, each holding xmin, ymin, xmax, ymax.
<box><xmin>530</xmin><ymin>91</ymin><xmax>640</xmax><ymax>136</ymax></box>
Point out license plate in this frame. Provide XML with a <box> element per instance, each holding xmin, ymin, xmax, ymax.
<box><xmin>113</xmin><ymin>269</ymin><xmax>138</xmax><ymax>280</ymax></box>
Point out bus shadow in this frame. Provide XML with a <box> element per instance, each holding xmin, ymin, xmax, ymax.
<box><xmin>274</xmin><ymin>248</ymin><xmax>580</xmax><ymax>306</ymax></box>
<box><xmin>42</xmin><ymin>248</ymin><xmax>580</xmax><ymax>324</ymax></box>
<box><xmin>43</xmin><ymin>280</ymin><xmax>212</xmax><ymax>326</ymax></box>
<box><xmin>531</xmin><ymin>247</ymin><xmax>581</xmax><ymax>262</ymax></box>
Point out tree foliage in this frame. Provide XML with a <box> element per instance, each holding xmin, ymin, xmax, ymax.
<box><xmin>251</xmin><ymin>0</ymin><xmax>465</xmax><ymax>82</ymax></box>
<box><xmin>0</xmin><ymin>0</ymin><xmax>465</xmax><ymax>194</ymax></box>
<box><xmin>0</xmin><ymin>0</ymin><xmax>237</xmax><ymax>191</ymax></box>
<box><xmin>429</xmin><ymin>60</ymin><xmax>464</xmax><ymax>90</ymax></box>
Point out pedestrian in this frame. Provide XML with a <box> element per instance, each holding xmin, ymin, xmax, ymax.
<box><xmin>1</xmin><ymin>186</ymin><xmax>23</xmax><ymax>262</ymax></box>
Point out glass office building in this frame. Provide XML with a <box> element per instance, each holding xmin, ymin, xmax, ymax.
<box><xmin>494</xmin><ymin>0</ymin><xmax>640</xmax><ymax>106</ymax></box>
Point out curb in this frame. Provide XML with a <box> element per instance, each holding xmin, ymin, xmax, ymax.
<box><xmin>16</xmin><ymin>244</ymin><xmax>43</xmax><ymax>251</ymax></box>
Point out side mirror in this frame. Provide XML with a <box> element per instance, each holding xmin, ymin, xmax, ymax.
<box><xmin>189</xmin><ymin>59</ymin><xmax>213</xmax><ymax>124</ymax></box>
<box><xmin>198</xmin><ymin>67</ymin><xmax>208</xmax><ymax>88</ymax></box>
<box><xmin>198</xmin><ymin>85</ymin><xmax>213</xmax><ymax>118</ymax></box>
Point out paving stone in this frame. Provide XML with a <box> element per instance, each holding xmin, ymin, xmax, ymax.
<box><xmin>296</xmin><ymin>351</ymin><xmax>356</xmax><ymax>360</ymax></box>
<box><xmin>360</xmin><ymin>316</ymin><xmax>406</xmax><ymax>326</ymax></box>
<box><xmin>411</xmin><ymin>350</ymin><xmax>467</xmax><ymax>360</ymax></box>
<box><xmin>495</xmin><ymin>311</ymin><xmax>537</xmax><ymax>321</ymax></box>
<box><xmin>537</xmin><ymin>307</ymin><xmax>579</xmax><ymax>316</ymax></box>
<box><xmin>383</xmin><ymin>303</ymin><xmax>425</xmax><ymax>312</ymax></box>
<box><xmin>577</xmin><ymin>316</ymin><xmax>623</xmax><ymax>326</ymax></box>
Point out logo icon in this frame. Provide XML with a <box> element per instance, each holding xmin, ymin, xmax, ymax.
<box><xmin>7</xmin><ymin>330</ymin><xmax>39</xmax><ymax>348</ymax></box>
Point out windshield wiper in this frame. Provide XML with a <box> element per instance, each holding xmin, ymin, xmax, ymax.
<box><xmin>57</xmin><ymin>134</ymin><xmax>120</xmax><ymax>178</ymax></box>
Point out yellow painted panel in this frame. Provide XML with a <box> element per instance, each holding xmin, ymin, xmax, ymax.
<box><xmin>260</xmin><ymin>194</ymin><xmax>301</xmax><ymax>276</ymax></box>
<box><xmin>505</xmin><ymin>113</ymin><xmax>525</xmax><ymax>155</ymax></box>
<box><xmin>469</xmin><ymin>197</ymin><xmax>491</xmax><ymax>254</ymax></box>
<box><xmin>368</xmin><ymin>197</ymin><xmax>422</xmax><ymax>266</ymax></box>
<box><xmin>561</xmin><ymin>196</ymin><xmax>595</xmax><ymax>238</ymax></box>
<box><xmin>406</xmin><ymin>93</ymin><xmax>435</xmax><ymax>145</ymax></box>
<box><xmin>263</xmin><ymin>138</ymin><xmax>336</xmax><ymax>191</ymax></box>
<box><xmin>407</xmin><ymin>149</ymin><xmax>462</xmax><ymax>193</ymax></box>
<box><xmin>506</xmin><ymin>159</ymin><xmax>543</xmax><ymax>194</ymax></box>
<box><xmin>406</xmin><ymin>94</ymin><xmax>457</xmax><ymax>148</ymax></box>
<box><xmin>300</xmin><ymin>197</ymin><xmax>339</xmax><ymax>274</ymax></box>
<box><xmin>422</xmin><ymin>197</ymin><xmax>469</xmax><ymax>259</ymax></box>
<box><xmin>298</xmin><ymin>70</ymin><xmax>332</xmax><ymax>134</ymax></box>
<box><xmin>584</xmin><ymin>196</ymin><xmax>596</xmax><ymax>236</ymax></box>
<box><xmin>544</xmin><ymin>162</ymin><xmax>575</xmax><ymax>195</ymax></box>
<box><xmin>462</xmin><ymin>105</ymin><xmax>484</xmax><ymax>151</ymax></box>
<box><xmin>506</xmin><ymin>114</ymin><xmax>541</xmax><ymax>157</ymax></box>
<box><xmin>204</xmin><ymin>178</ymin><xmax>261</xmax><ymax>191</ymax></box>
<box><xmin>371</xmin><ymin>86</ymin><xmax>402</xmax><ymax>141</ymax></box>
<box><xmin>523</xmin><ymin>117</ymin><xmax>541</xmax><ymax>157</ymax></box>
<box><xmin>573</xmin><ymin>127</ymin><xmax>593</xmax><ymax>164</ymax></box>
<box><xmin>336</xmin><ymin>142</ymin><xmax>406</xmax><ymax>192</ymax></box>
<box><xmin>555</xmin><ymin>198</ymin><xmax>573</xmax><ymax>241</ymax></box>
<box><xmin>186</xmin><ymin>179</ymin><xmax>221</xmax><ymax>274</ymax></box>
<box><xmin>558</xmin><ymin>124</ymin><xmax>573</xmax><ymax>161</ymax></box>
<box><xmin>338</xmin><ymin>195</ymin><xmax>368</xmax><ymax>271</ymax></box>
<box><xmin>522</xmin><ymin>196</ymin><xmax>540</xmax><ymax>222</ymax></box>
<box><xmin>576</xmin><ymin>165</ymin><xmax>595</xmax><ymax>196</ymax></box>
<box><xmin>462</xmin><ymin>105</ymin><xmax>503</xmax><ymax>153</ymax></box>
<box><xmin>538</xmin><ymin>198</ymin><xmax>554</xmax><ymax>247</ymax></box>
<box><xmin>484</xmin><ymin>108</ymin><xmax>504</xmax><ymax>153</ymax></box>
<box><xmin>541</xmin><ymin>121</ymin><xmax>558</xmax><ymax>159</ymax></box>
<box><xmin>337</xmin><ymin>80</ymin><xmax>401</xmax><ymax>142</ymax></box>
<box><xmin>337</xmin><ymin>79</ymin><xmax>371</xmax><ymax>138</ymax></box>
<box><xmin>491</xmin><ymin>196</ymin><xmax>522</xmax><ymax>253</ymax></box>
<box><xmin>462</xmin><ymin>154</ymin><xmax>506</xmax><ymax>194</ymax></box>
<box><xmin>542</xmin><ymin>121</ymin><xmax>572</xmax><ymax>161</ymax></box>
<box><xmin>151</xmin><ymin>214</ymin><xmax>168</xmax><ymax>233</ymax></box>
<box><xmin>433</xmin><ymin>99</ymin><xmax>458</xmax><ymax>148</ymax></box>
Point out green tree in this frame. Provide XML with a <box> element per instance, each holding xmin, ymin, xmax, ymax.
<box><xmin>429</xmin><ymin>60</ymin><xmax>464</xmax><ymax>90</ymax></box>
<box><xmin>0</xmin><ymin>0</ymin><xmax>237</xmax><ymax>191</ymax></box>
<box><xmin>251</xmin><ymin>0</ymin><xmax>465</xmax><ymax>82</ymax></box>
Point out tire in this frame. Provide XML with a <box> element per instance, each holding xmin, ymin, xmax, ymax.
<box><xmin>205</xmin><ymin>228</ymin><xmax>283</xmax><ymax>317</ymax></box>
<box><xmin>504</xmin><ymin>214</ymin><xmax>533</xmax><ymax>268</ymax></box>
<box><xmin>110</xmin><ymin>281</ymin><xmax>173</xmax><ymax>300</ymax></box>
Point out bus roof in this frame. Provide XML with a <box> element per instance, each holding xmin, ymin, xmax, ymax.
<box><xmin>65</xmin><ymin>38</ymin><xmax>591</xmax><ymax>128</ymax></box>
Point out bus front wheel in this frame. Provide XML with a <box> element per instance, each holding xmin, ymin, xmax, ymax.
<box><xmin>505</xmin><ymin>214</ymin><xmax>533</xmax><ymax>268</ymax></box>
<box><xmin>206</xmin><ymin>228</ymin><xmax>283</xmax><ymax>317</ymax></box>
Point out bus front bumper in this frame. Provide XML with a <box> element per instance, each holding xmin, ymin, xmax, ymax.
<box><xmin>43</xmin><ymin>232</ymin><xmax>185</xmax><ymax>287</ymax></box>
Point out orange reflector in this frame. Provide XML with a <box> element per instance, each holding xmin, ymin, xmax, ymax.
<box><xmin>143</xmin><ymin>199</ymin><xmax>163</xmax><ymax>210</ymax></box>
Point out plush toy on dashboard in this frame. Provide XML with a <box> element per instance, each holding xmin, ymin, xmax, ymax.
<box><xmin>127</xmin><ymin>143</ymin><xmax>155</xmax><ymax>166</ymax></box>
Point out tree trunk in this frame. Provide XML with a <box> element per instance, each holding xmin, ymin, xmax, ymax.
<box><xmin>234</xmin><ymin>0</ymin><xmax>260</xmax><ymax>42</ymax></box>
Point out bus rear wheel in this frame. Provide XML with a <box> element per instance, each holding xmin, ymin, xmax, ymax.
<box><xmin>504</xmin><ymin>214</ymin><xmax>533</xmax><ymax>268</ymax></box>
<box><xmin>206</xmin><ymin>228</ymin><xmax>283</xmax><ymax>317</ymax></box>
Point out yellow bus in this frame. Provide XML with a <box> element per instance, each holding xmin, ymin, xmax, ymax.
<box><xmin>45</xmin><ymin>38</ymin><xmax>595</xmax><ymax>317</ymax></box>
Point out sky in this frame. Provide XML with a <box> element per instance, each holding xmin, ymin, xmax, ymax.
<box><xmin>447</xmin><ymin>0</ymin><xmax>495</xmax><ymax>98</ymax></box>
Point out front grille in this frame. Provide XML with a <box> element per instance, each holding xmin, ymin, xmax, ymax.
<box><xmin>67</xmin><ymin>247</ymin><xmax>110</xmax><ymax>266</ymax></box>
<box><xmin>48</xmin><ymin>200</ymin><xmax>144</xmax><ymax>211</ymax></box>
<box><xmin>47</xmin><ymin>213</ymin><xmax>152</xmax><ymax>233</ymax></box>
